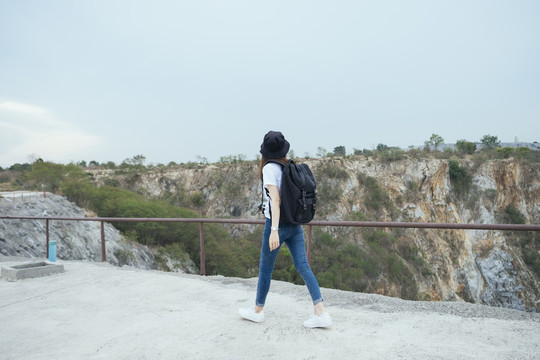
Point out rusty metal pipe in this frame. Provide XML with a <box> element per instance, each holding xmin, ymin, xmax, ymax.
<box><xmin>46</xmin><ymin>219</ymin><xmax>50</xmax><ymax>259</ymax></box>
<box><xmin>2</xmin><ymin>216</ymin><xmax>539</xmax><ymax>273</ymax></box>
<box><xmin>1</xmin><ymin>216</ymin><xmax>539</xmax><ymax>231</ymax></box>
<box><xmin>101</xmin><ymin>221</ymin><xmax>106</xmax><ymax>262</ymax></box>
<box><xmin>199</xmin><ymin>222</ymin><xmax>206</xmax><ymax>275</ymax></box>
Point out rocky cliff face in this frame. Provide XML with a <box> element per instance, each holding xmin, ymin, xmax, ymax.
<box><xmin>0</xmin><ymin>193</ymin><xmax>156</xmax><ymax>270</ymax></box>
<box><xmin>327</xmin><ymin>158</ymin><xmax>540</xmax><ymax>311</ymax></box>
<box><xmin>92</xmin><ymin>157</ymin><xmax>540</xmax><ymax>311</ymax></box>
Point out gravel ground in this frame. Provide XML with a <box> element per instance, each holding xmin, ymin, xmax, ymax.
<box><xmin>1</xmin><ymin>256</ymin><xmax>539</xmax><ymax>360</ymax></box>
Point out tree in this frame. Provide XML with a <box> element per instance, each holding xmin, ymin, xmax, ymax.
<box><xmin>104</xmin><ymin>161</ymin><xmax>116</xmax><ymax>169</ymax></box>
<box><xmin>27</xmin><ymin>153</ymin><xmax>40</xmax><ymax>164</ymax></box>
<box><xmin>195</xmin><ymin>155</ymin><xmax>208</xmax><ymax>164</ymax></box>
<box><xmin>362</xmin><ymin>149</ymin><xmax>374</xmax><ymax>157</ymax></box>
<box><xmin>480</xmin><ymin>135</ymin><xmax>501</xmax><ymax>150</ymax></box>
<box><xmin>333</xmin><ymin>146</ymin><xmax>346</xmax><ymax>157</ymax></box>
<box><xmin>121</xmin><ymin>155</ymin><xmax>146</xmax><ymax>169</ymax></box>
<box><xmin>27</xmin><ymin>161</ymin><xmax>86</xmax><ymax>192</ymax></box>
<box><xmin>316</xmin><ymin>147</ymin><xmax>327</xmax><ymax>158</ymax></box>
<box><xmin>455</xmin><ymin>139</ymin><xmax>477</xmax><ymax>155</ymax></box>
<box><xmin>424</xmin><ymin>134</ymin><xmax>444</xmax><ymax>151</ymax></box>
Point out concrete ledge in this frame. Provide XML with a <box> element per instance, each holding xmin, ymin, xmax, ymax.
<box><xmin>1</xmin><ymin>262</ymin><xmax>65</xmax><ymax>281</ymax></box>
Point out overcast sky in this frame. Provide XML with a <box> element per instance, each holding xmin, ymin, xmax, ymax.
<box><xmin>1</xmin><ymin>0</ymin><xmax>539</xmax><ymax>167</ymax></box>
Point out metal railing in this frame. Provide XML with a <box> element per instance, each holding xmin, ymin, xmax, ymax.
<box><xmin>1</xmin><ymin>215</ymin><xmax>539</xmax><ymax>275</ymax></box>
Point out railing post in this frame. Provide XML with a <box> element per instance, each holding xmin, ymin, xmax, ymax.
<box><xmin>101</xmin><ymin>221</ymin><xmax>107</xmax><ymax>262</ymax></box>
<box><xmin>307</xmin><ymin>225</ymin><xmax>312</xmax><ymax>265</ymax></box>
<box><xmin>199</xmin><ymin>222</ymin><xmax>206</xmax><ymax>276</ymax></box>
<box><xmin>46</xmin><ymin>219</ymin><xmax>50</xmax><ymax>259</ymax></box>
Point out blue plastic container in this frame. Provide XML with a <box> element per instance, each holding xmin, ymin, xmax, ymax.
<box><xmin>48</xmin><ymin>240</ymin><xmax>57</xmax><ymax>262</ymax></box>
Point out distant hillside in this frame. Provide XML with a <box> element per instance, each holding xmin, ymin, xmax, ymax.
<box><xmin>86</xmin><ymin>155</ymin><xmax>540</xmax><ymax>312</ymax></box>
<box><xmin>1</xmin><ymin>148</ymin><xmax>539</xmax><ymax>312</ymax></box>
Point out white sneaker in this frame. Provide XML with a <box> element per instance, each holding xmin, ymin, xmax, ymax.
<box><xmin>303</xmin><ymin>312</ymin><xmax>332</xmax><ymax>328</ymax></box>
<box><xmin>239</xmin><ymin>306</ymin><xmax>264</xmax><ymax>323</ymax></box>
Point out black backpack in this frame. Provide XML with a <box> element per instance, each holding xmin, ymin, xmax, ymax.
<box><xmin>261</xmin><ymin>160</ymin><xmax>317</xmax><ymax>224</ymax></box>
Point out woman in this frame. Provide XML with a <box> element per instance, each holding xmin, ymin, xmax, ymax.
<box><xmin>239</xmin><ymin>131</ymin><xmax>332</xmax><ymax>328</ymax></box>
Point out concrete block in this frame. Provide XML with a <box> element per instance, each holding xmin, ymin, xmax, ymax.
<box><xmin>1</xmin><ymin>262</ymin><xmax>65</xmax><ymax>281</ymax></box>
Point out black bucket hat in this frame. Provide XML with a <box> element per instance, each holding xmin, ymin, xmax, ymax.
<box><xmin>260</xmin><ymin>131</ymin><xmax>290</xmax><ymax>159</ymax></box>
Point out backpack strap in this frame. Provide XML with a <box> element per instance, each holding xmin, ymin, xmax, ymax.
<box><xmin>258</xmin><ymin>160</ymin><xmax>286</xmax><ymax>217</ymax></box>
<box><xmin>258</xmin><ymin>184</ymin><xmax>265</xmax><ymax>215</ymax></box>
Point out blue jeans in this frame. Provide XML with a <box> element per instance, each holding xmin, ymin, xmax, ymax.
<box><xmin>256</xmin><ymin>218</ymin><xmax>323</xmax><ymax>307</ymax></box>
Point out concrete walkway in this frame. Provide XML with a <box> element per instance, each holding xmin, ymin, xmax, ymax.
<box><xmin>1</xmin><ymin>256</ymin><xmax>539</xmax><ymax>360</ymax></box>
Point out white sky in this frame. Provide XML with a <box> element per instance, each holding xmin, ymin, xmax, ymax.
<box><xmin>1</xmin><ymin>0</ymin><xmax>539</xmax><ymax>167</ymax></box>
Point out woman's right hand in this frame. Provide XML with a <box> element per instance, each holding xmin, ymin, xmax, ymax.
<box><xmin>267</xmin><ymin>184</ymin><xmax>281</xmax><ymax>252</ymax></box>
<box><xmin>269</xmin><ymin>231</ymin><xmax>280</xmax><ymax>251</ymax></box>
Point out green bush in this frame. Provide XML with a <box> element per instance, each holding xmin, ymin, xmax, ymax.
<box><xmin>503</xmin><ymin>204</ymin><xmax>526</xmax><ymax>224</ymax></box>
<box><xmin>372</xmin><ymin>147</ymin><xmax>406</xmax><ymax>162</ymax></box>
<box><xmin>190</xmin><ymin>192</ymin><xmax>204</xmax><ymax>207</ymax></box>
<box><xmin>114</xmin><ymin>249</ymin><xmax>135</xmax><ymax>266</ymax></box>
<box><xmin>313</xmin><ymin>161</ymin><xmax>349</xmax><ymax>215</ymax></box>
<box><xmin>316</xmin><ymin>181</ymin><xmax>342</xmax><ymax>215</ymax></box>
<box><xmin>9</xmin><ymin>163</ymin><xmax>32</xmax><ymax>172</ymax></box>
<box><xmin>312</xmin><ymin>232</ymin><xmax>376</xmax><ymax>292</ymax></box>
<box><xmin>405</xmin><ymin>180</ymin><xmax>420</xmax><ymax>201</ymax></box>
<box><xmin>346</xmin><ymin>211</ymin><xmax>368</xmax><ymax>221</ymax></box>
<box><xmin>496</xmin><ymin>147</ymin><xmax>514</xmax><ymax>159</ymax></box>
<box><xmin>365</xmin><ymin>229</ymin><xmax>396</xmax><ymax>248</ymax></box>
<box><xmin>357</xmin><ymin>173</ymin><xmax>395</xmax><ymax>213</ymax></box>
<box><xmin>456</xmin><ymin>140</ymin><xmax>477</xmax><ymax>155</ymax></box>
<box><xmin>56</xmin><ymin>165</ymin><xmax>262</xmax><ymax>277</ymax></box>
<box><xmin>523</xmin><ymin>249</ymin><xmax>540</xmax><ymax>277</ymax></box>
<box><xmin>219</xmin><ymin>154</ymin><xmax>247</xmax><ymax>164</ymax></box>
<box><xmin>361</xmin><ymin>149</ymin><xmax>374</xmax><ymax>157</ymax></box>
<box><xmin>448</xmin><ymin>159</ymin><xmax>472</xmax><ymax>197</ymax></box>
<box><xmin>386</xmin><ymin>254</ymin><xmax>406</xmax><ymax>281</ymax></box>
<box><xmin>309</xmin><ymin>226</ymin><xmax>422</xmax><ymax>299</ymax></box>
<box><xmin>315</xmin><ymin>160</ymin><xmax>349</xmax><ymax>180</ymax></box>
<box><xmin>515</xmin><ymin>147</ymin><xmax>531</xmax><ymax>159</ymax></box>
<box><xmin>333</xmin><ymin>146</ymin><xmax>346</xmax><ymax>157</ymax></box>
<box><xmin>23</xmin><ymin>162</ymin><xmax>87</xmax><ymax>193</ymax></box>
<box><xmin>430</xmin><ymin>148</ymin><xmax>454</xmax><ymax>160</ymax></box>
<box><xmin>103</xmin><ymin>178</ymin><xmax>120</xmax><ymax>187</ymax></box>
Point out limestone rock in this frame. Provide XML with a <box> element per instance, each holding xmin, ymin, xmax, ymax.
<box><xmin>0</xmin><ymin>193</ymin><xmax>156</xmax><ymax>270</ymax></box>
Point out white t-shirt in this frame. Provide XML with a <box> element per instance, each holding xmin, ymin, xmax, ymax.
<box><xmin>262</xmin><ymin>162</ymin><xmax>283</xmax><ymax>219</ymax></box>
